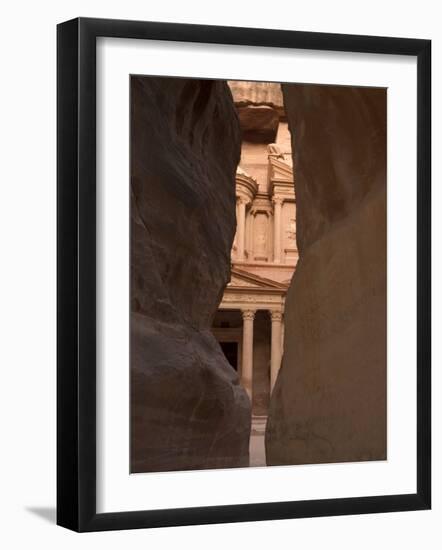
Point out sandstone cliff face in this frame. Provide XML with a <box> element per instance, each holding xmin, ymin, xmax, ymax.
<box><xmin>228</xmin><ymin>81</ymin><xmax>284</xmax><ymax>110</ymax></box>
<box><xmin>228</xmin><ymin>81</ymin><xmax>284</xmax><ymax>143</ymax></box>
<box><xmin>131</xmin><ymin>76</ymin><xmax>251</xmax><ymax>473</ymax></box>
<box><xmin>266</xmin><ymin>84</ymin><xmax>387</xmax><ymax>465</ymax></box>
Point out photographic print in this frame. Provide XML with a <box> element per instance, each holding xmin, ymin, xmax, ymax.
<box><xmin>57</xmin><ymin>18</ymin><xmax>430</xmax><ymax>531</ymax></box>
<box><xmin>130</xmin><ymin>77</ymin><xmax>387</xmax><ymax>474</ymax></box>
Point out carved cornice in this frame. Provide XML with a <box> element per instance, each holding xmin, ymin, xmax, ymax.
<box><xmin>229</xmin><ymin>267</ymin><xmax>289</xmax><ymax>290</ymax></box>
<box><xmin>236</xmin><ymin>167</ymin><xmax>259</xmax><ymax>203</ymax></box>
<box><xmin>251</xmin><ymin>207</ymin><xmax>271</xmax><ymax>217</ymax></box>
<box><xmin>252</xmin><ymin>195</ymin><xmax>272</xmax><ymax>206</ymax></box>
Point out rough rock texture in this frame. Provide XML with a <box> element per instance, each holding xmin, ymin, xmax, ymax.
<box><xmin>266</xmin><ymin>84</ymin><xmax>387</xmax><ymax>465</ymax></box>
<box><xmin>131</xmin><ymin>76</ymin><xmax>251</xmax><ymax>473</ymax></box>
<box><xmin>228</xmin><ymin>81</ymin><xmax>284</xmax><ymax>111</ymax></box>
<box><xmin>228</xmin><ymin>81</ymin><xmax>284</xmax><ymax>143</ymax></box>
<box><xmin>237</xmin><ymin>105</ymin><xmax>280</xmax><ymax>143</ymax></box>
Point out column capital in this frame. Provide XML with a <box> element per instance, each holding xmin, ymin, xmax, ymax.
<box><xmin>237</xmin><ymin>195</ymin><xmax>249</xmax><ymax>206</ymax></box>
<box><xmin>242</xmin><ymin>309</ymin><xmax>256</xmax><ymax>321</ymax></box>
<box><xmin>272</xmin><ymin>196</ymin><xmax>284</xmax><ymax>207</ymax></box>
<box><xmin>269</xmin><ymin>310</ymin><xmax>283</xmax><ymax>322</ymax></box>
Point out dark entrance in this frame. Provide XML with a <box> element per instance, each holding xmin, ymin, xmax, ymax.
<box><xmin>220</xmin><ymin>342</ymin><xmax>238</xmax><ymax>370</ymax></box>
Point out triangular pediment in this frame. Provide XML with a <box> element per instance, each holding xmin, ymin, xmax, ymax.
<box><xmin>269</xmin><ymin>156</ymin><xmax>293</xmax><ymax>182</ymax></box>
<box><xmin>228</xmin><ymin>267</ymin><xmax>287</xmax><ymax>290</ymax></box>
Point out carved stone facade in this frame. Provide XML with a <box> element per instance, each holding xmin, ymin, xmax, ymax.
<box><xmin>212</xmin><ymin>83</ymin><xmax>297</xmax><ymax>458</ymax></box>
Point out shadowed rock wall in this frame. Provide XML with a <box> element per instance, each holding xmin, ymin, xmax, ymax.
<box><xmin>131</xmin><ymin>76</ymin><xmax>251</xmax><ymax>473</ymax></box>
<box><xmin>266</xmin><ymin>84</ymin><xmax>387</xmax><ymax>465</ymax></box>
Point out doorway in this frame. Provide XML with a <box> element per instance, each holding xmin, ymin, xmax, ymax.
<box><xmin>219</xmin><ymin>341</ymin><xmax>238</xmax><ymax>370</ymax></box>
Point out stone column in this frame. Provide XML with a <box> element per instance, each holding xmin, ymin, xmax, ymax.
<box><xmin>241</xmin><ymin>309</ymin><xmax>255</xmax><ymax>401</ymax></box>
<box><xmin>270</xmin><ymin>310</ymin><xmax>283</xmax><ymax>392</ymax></box>
<box><xmin>273</xmin><ymin>197</ymin><xmax>283</xmax><ymax>263</ymax></box>
<box><xmin>236</xmin><ymin>197</ymin><xmax>247</xmax><ymax>261</ymax></box>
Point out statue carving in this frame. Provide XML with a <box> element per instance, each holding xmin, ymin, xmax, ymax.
<box><xmin>286</xmin><ymin>218</ymin><xmax>296</xmax><ymax>240</ymax></box>
<box><xmin>268</xmin><ymin>143</ymin><xmax>285</xmax><ymax>159</ymax></box>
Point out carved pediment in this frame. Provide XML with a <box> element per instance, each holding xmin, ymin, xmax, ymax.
<box><xmin>228</xmin><ymin>268</ymin><xmax>287</xmax><ymax>290</ymax></box>
<box><xmin>229</xmin><ymin>275</ymin><xmax>265</xmax><ymax>288</ymax></box>
<box><xmin>269</xmin><ymin>156</ymin><xmax>294</xmax><ymax>183</ymax></box>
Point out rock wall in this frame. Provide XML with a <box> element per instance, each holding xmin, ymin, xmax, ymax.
<box><xmin>228</xmin><ymin>81</ymin><xmax>284</xmax><ymax>110</ymax></box>
<box><xmin>266</xmin><ymin>84</ymin><xmax>387</xmax><ymax>465</ymax></box>
<box><xmin>228</xmin><ymin>81</ymin><xmax>284</xmax><ymax>143</ymax></box>
<box><xmin>131</xmin><ymin>76</ymin><xmax>251</xmax><ymax>473</ymax></box>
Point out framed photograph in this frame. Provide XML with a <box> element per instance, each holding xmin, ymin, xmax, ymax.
<box><xmin>57</xmin><ymin>17</ymin><xmax>431</xmax><ymax>531</ymax></box>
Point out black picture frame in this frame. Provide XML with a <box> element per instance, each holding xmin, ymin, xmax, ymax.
<box><xmin>57</xmin><ymin>17</ymin><xmax>431</xmax><ymax>532</ymax></box>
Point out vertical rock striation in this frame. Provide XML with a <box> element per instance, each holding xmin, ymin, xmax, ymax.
<box><xmin>266</xmin><ymin>84</ymin><xmax>387</xmax><ymax>465</ymax></box>
<box><xmin>131</xmin><ymin>76</ymin><xmax>251</xmax><ymax>473</ymax></box>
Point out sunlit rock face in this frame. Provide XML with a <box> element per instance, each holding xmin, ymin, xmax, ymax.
<box><xmin>266</xmin><ymin>84</ymin><xmax>387</xmax><ymax>466</ymax></box>
<box><xmin>131</xmin><ymin>76</ymin><xmax>251</xmax><ymax>473</ymax></box>
<box><xmin>228</xmin><ymin>81</ymin><xmax>284</xmax><ymax>143</ymax></box>
<box><xmin>228</xmin><ymin>81</ymin><xmax>284</xmax><ymax>110</ymax></box>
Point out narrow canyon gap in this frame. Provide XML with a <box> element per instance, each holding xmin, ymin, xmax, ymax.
<box><xmin>130</xmin><ymin>76</ymin><xmax>251</xmax><ymax>473</ymax></box>
<box><xmin>266</xmin><ymin>84</ymin><xmax>387</xmax><ymax>465</ymax></box>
